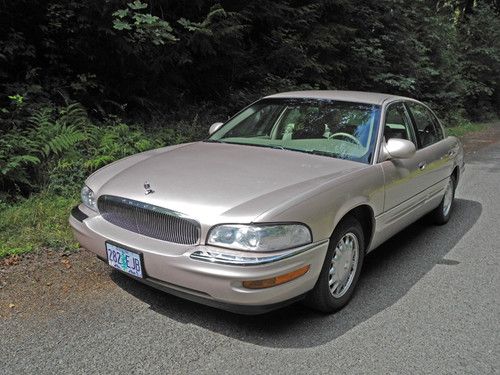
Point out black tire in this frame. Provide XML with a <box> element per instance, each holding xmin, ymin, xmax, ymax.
<box><xmin>431</xmin><ymin>175</ymin><xmax>456</xmax><ymax>225</ymax></box>
<box><xmin>305</xmin><ymin>216</ymin><xmax>365</xmax><ymax>313</ymax></box>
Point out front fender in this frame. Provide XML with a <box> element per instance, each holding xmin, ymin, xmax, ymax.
<box><xmin>255</xmin><ymin>166</ymin><xmax>385</xmax><ymax>243</ymax></box>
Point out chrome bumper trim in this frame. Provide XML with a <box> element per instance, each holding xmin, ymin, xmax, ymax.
<box><xmin>189</xmin><ymin>240</ymin><xmax>328</xmax><ymax>266</ymax></box>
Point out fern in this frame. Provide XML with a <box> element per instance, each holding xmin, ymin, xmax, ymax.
<box><xmin>0</xmin><ymin>102</ymin><xmax>169</xmax><ymax>198</ymax></box>
<box><xmin>84</xmin><ymin>155</ymin><xmax>116</xmax><ymax>170</ymax></box>
<box><xmin>41</xmin><ymin>125</ymin><xmax>87</xmax><ymax>157</ymax></box>
<box><xmin>29</xmin><ymin>103</ymin><xmax>88</xmax><ymax>158</ymax></box>
<box><xmin>58</xmin><ymin>103</ymin><xmax>89</xmax><ymax>128</ymax></box>
<box><xmin>0</xmin><ymin>103</ymin><xmax>91</xmax><ymax>194</ymax></box>
<box><xmin>0</xmin><ymin>155</ymin><xmax>41</xmax><ymax>175</ymax></box>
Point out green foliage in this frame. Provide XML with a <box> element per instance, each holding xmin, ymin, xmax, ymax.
<box><xmin>112</xmin><ymin>1</ymin><xmax>178</xmax><ymax>46</ymax></box>
<box><xmin>29</xmin><ymin>104</ymin><xmax>88</xmax><ymax>158</ymax></box>
<box><xmin>178</xmin><ymin>4</ymin><xmax>228</xmax><ymax>32</ymax></box>
<box><xmin>446</xmin><ymin>119</ymin><xmax>497</xmax><ymax>137</ymax></box>
<box><xmin>84</xmin><ymin>123</ymin><xmax>158</xmax><ymax>170</ymax></box>
<box><xmin>0</xmin><ymin>131</ymin><xmax>38</xmax><ymax>193</ymax></box>
<box><xmin>457</xmin><ymin>2</ymin><xmax>500</xmax><ymax>119</ymax></box>
<box><xmin>0</xmin><ymin>100</ymin><xmax>200</xmax><ymax>199</ymax></box>
<box><xmin>0</xmin><ymin>193</ymin><xmax>79</xmax><ymax>257</ymax></box>
<box><xmin>2</xmin><ymin>0</ymin><xmax>498</xmax><ymax>121</ymax></box>
<box><xmin>8</xmin><ymin>94</ymin><xmax>24</xmax><ymax>106</ymax></box>
<box><xmin>0</xmin><ymin>104</ymin><xmax>89</xmax><ymax>195</ymax></box>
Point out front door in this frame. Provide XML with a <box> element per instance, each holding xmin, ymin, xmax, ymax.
<box><xmin>380</xmin><ymin>102</ymin><xmax>428</xmax><ymax>212</ymax></box>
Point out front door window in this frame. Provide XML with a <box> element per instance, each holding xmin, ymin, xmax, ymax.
<box><xmin>384</xmin><ymin>102</ymin><xmax>416</xmax><ymax>144</ymax></box>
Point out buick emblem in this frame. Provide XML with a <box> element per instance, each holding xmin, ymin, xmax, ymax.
<box><xmin>144</xmin><ymin>181</ymin><xmax>154</xmax><ymax>195</ymax></box>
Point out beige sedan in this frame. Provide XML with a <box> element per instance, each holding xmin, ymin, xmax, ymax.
<box><xmin>69</xmin><ymin>91</ymin><xmax>464</xmax><ymax>314</ymax></box>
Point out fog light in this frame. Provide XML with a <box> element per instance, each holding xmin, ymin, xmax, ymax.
<box><xmin>242</xmin><ymin>265</ymin><xmax>310</xmax><ymax>289</ymax></box>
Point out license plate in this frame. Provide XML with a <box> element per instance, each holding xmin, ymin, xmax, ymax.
<box><xmin>106</xmin><ymin>242</ymin><xmax>144</xmax><ymax>278</ymax></box>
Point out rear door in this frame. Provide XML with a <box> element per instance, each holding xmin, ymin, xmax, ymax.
<box><xmin>405</xmin><ymin>101</ymin><xmax>453</xmax><ymax>194</ymax></box>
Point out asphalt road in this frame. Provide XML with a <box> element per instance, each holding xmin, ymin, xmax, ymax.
<box><xmin>1</xmin><ymin>141</ymin><xmax>499</xmax><ymax>374</ymax></box>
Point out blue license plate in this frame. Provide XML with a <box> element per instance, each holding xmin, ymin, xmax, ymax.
<box><xmin>106</xmin><ymin>242</ymin><xmax>144</xmax><ymax>278</ymax></box>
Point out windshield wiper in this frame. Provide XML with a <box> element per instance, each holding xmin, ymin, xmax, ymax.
<box><xmin>204</xmin><ymin>139</ymin><xmax>227</xmax><ymax>143</ymax></box>
<box><xmin>284</xmin><ymin>148</ymin><xmax>341</xmax><ymax>158</ymax></box>
<box><xmin>204</xmin><ymin>141</ymin><xmax>341</xmax><ymax>159</ymax></box>
<box><xmin>305</xmin><ymin>149</ymin><xmax>338</xmax><ymax>157</ymax></box>
<box><xmin>270</xmin><ymin>146</ymin><xmax>340</xmax><ymax>158</ymax></box>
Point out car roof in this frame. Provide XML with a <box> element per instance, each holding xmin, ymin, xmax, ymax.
<box><xmin>264</xmin><ymin>90</ymin><xmax>412</xmax><ymax>105</ymax></box>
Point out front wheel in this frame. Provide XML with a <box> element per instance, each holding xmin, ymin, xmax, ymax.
<box><xmin>305</xmin><ymin>216</ymin><xmax>365</xmax><ymax>313</ymax></box>
<box><xmin>431</xmin><ymin>175</ymin><xmax>456</xmax><ymax>225</ymax></box>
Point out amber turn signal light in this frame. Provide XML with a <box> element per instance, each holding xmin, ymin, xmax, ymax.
<box><xmin>242</xmin><ymin>265</ymin><xmax>310</xmax><ymax>289</ymax></box>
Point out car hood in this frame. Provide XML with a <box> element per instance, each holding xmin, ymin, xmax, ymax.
<box><xmin>90</xmin><ymin>142</ymin><xmax>366</xmax><ymax>224</ymax></box>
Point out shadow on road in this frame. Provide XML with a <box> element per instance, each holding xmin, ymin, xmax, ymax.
<box><xmin>111</xmin><ymin>198</ymin><xmax>481</xmax><ymax>348</ymax></box>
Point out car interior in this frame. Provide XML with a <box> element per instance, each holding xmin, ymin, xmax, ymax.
<box><xmin>221</xmin><ymin>105</ymin><xmax>375</xmax><ymax>158</ymax></box>
<box><xmin>383</xmin><ymin>105</ymin><xmax>413</xmax><ymax>142</ymax></box>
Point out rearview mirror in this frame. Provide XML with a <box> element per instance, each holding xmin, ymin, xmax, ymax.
<box><xmin>208</xmin><ymin>122</ymin><xmax>224</xmax><ymax>136</ymax></box>
<box><xmin>383</xmin><ymin>138</ymin><xmax>416</xmax><ymax>160</ymax></box>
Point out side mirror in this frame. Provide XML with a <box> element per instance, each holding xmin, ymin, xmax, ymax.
<box><xmin>208</xmin><ymin>122</ymin><xmax>224</xmax><ymax>136</ymax></box>
<box><xmin>382</xmin><ymin>138</ymin><xmax>416</xmax><ymax>160</ymax></box>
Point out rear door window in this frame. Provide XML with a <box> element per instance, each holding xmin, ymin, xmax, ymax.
<box><xmin>406</xmin><ymin>102</ymin><xmax>444</xmax><ymax>148</ymax></box>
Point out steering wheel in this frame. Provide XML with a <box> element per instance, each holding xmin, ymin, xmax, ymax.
<box><xmin>329</xmin><ymin>132</ymin><xmax>361</xmax><ymax>146</ymax></box>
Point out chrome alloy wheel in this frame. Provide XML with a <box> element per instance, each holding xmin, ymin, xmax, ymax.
<box><xmin>329</xmin><ymin>232</ymin><xmax>359</xmax><ymax>298</ymax></box>
<box><xmin>442</xmin><ymin>179</ymin><xmax>454</xmax><ymax>217</ymax></box>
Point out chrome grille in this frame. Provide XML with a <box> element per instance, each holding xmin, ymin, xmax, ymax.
<box><xmin>98</xmin><ymin>195</ymin><xmax>200</xmax><ymax>245</ymax></box>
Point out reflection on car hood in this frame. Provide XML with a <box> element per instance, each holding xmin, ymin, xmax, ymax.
<box><xmin>90</xmin><ymin>142</ymin><xmax>366</xmax><ymax>223</ymax></box>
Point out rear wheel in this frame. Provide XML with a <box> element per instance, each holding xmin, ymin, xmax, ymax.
<box><xmin>305</xmin><ymin>216</ymin><xmax>365</xmax><ymax>313</ymax></box>
<box><xmin>431</xmin><ymin>175</ymin><xmax>456</xmax><ymax>225</ymax></box>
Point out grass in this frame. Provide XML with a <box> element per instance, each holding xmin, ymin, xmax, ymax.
<box><xmin>0</xmin><ymin>193</ymin><xmax>79</xmax><ymax>258</ymax></box>
<box><xmin>446</xmin><ymin>120</ymin><xmax>495</xmax><ymax>137</ymax></box>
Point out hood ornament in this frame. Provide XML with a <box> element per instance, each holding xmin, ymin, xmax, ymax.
<box><xmin>144</xmin><ymin>181</ymin><xmax>154</xmax><ymax>195</ymax></box>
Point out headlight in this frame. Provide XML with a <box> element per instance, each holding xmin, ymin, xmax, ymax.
<box><xmin>207</xmin><ymin>224</ymin><xmax>312</xmax><ymax>252</ymax></box>
<box><xmin>81</xmin><ymin>185</ymin><xmax>98</xmax><ymax>211</ymax></box>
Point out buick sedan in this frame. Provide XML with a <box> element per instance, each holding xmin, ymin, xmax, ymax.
<box><xmin>69</xmin><ymin>91</ymin><xmax>464</xmax><ymax>314</ymax></box>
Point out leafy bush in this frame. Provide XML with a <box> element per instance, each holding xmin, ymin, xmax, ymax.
<box><xmin>112</xmin><ymin>1</ymin><xmax>178</xmax><ymax>46</ymax></box>
<box><xmin>2</xmin><ymin>0</ymin><xmax>498</xmax><ymax>123</ymax></box>
<box><xmin>0</xmin><ymin>102</ymin><xmax>196</xmax><ymax>200</ymax></box>
<box><xmin>1</xmin><ymin>103</ymin><xmax>87</xmax><ymax>196</ymax></box>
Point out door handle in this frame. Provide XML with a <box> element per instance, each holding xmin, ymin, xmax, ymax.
<box><xmin>418</xmin><ymin>162</ymin><xmax>427</xmax><ymax>170</ymax></box>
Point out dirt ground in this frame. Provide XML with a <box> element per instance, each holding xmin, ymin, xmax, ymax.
<box><xmin>460</xmin><ymin>124</ymin><xmax>500</xmax><ymax>154</ymax></box>
<box><xmin>1</xmin><ymin>124</ymin><xmax>499</xmax><ymax>320</ymax></box>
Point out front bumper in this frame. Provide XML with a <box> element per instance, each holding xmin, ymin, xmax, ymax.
<box><xmin>69</xmin><ymin>205</ymin><xmax>329</xmax><ymax>314</ymax></box>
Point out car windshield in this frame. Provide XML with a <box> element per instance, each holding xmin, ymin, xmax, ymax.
<box><xmin>207</xmin><ymin>98</ymin><xmax>381</xmax><ymax>164</ymax></box>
